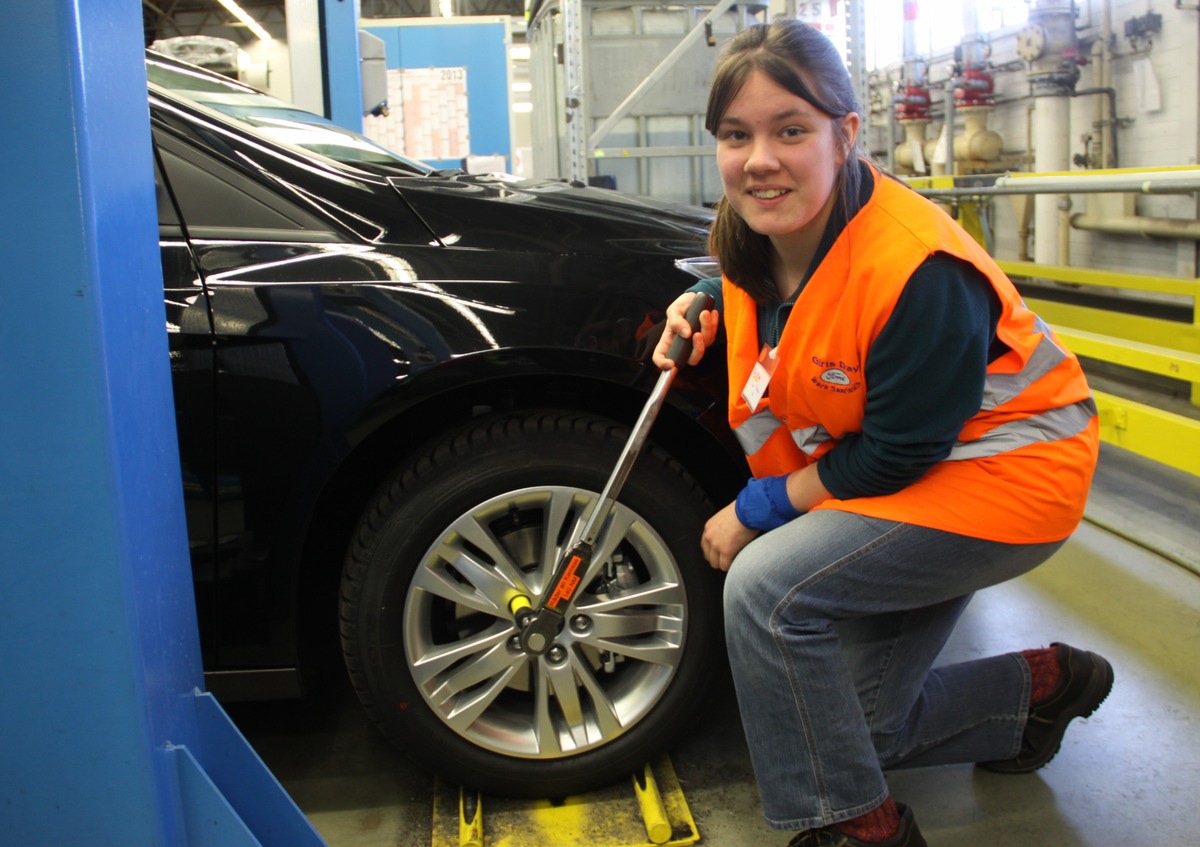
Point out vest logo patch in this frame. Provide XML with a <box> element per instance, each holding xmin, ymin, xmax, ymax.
<box><xmin>811</xmin><ymin>357</ymin><xmax>862</xmax><ymax>394</ymax></box>
<box><xmin>820</xmin><ymin>368</ymin><xmax>851</xmax><ymax>386</ymax></box>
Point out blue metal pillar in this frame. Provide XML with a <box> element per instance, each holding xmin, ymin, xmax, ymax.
<box><xmin>322</xmin><ymin>0</ymin><xmax>365</xmax><ymax>131</ymax></box>
<box><xmin>0</xmin><ymin>3</ymin><xmax>324</xmax><ymax>845</ymax></box>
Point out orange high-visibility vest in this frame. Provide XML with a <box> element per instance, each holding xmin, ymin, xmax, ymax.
<box><xmin>725</xmin><ymin>163</ymin><xmax>1098</xmax><ymax>544</ymax></box>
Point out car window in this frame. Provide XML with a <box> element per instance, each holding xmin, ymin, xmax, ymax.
<box><xmin>146</xmin><ymin>53</ymin><xmax>431</xmax><ymax>176</ymax></box>
<box><xmin>155</xmin><ymin>130</ymin><xmax>341</xmax><ymax>242</ymax></box>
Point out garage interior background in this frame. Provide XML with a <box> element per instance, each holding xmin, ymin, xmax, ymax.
<box><xmin>6</xmin><ymin>0</ymin><xmax>1200</xmax><ymax>844</ymax></box>
<box><xmin>142</xmin><ymin>1</ymin><xmax>1200</xmax><ymax>273</ymax></box>
<box><xmin>140</xmin><ymin>0</ymin><xmax>1200</xmax><ymax>478</ymax></box>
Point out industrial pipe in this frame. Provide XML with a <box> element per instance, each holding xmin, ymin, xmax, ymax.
<box><xmin>1075</xmin><ymin>87</ymin><xmax>1120</xmax><ymax>168</ymax></box>
<box><xmin>1097</xmin><ymin>1</ymin><xmax>1115</xmax><ymax>168</ymax></box>
<box><xmin>1058</xmin><ymin>195</ymin><xmax>1071</xmax><ymax>263</ymax></box>
<box><xmin>954</xmin><ymin>108</ymin><xmax>1003</xmax><ymax>163</ymax></box>
<box><xmin>940</xmin><ymin>84</ymin><xmax>956</xmax><ymax>176</ymax></box>
<box><xmin>1070</xmin><ymin>214</ymin><xmax>1200</xmax><ymax>239</ymax></box>
<box><xmin>912</xmin><ymin>168</ymin><xmax>1200</xmax><ymax>198</ymax></box>
<box><xmin>1019</xmin><ymin>1</ymin><xmax>1080</xmax><ymax>265</ymax></box>
<box><xmin>994</xmin><ymin>169</ymin><xmax>1200</xmax><ymax>193</ymax></box>
<box><xmin>895</xmin><ymin>119</ymin><xmax>933</xmax><ymax>173</ymax></box>
<box><xmin>893</xmin><ymin>0</ymin><xmax>932</xmax><ymax>174</ymax></box>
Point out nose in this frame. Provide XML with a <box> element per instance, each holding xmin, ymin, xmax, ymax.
<box><xmin>744</xmin><ymin>137</ymin><xmax>780</xmax><ymax>174</ymax></box>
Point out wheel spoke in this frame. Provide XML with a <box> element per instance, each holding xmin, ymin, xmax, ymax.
<box><xmin>572</xmin><ymin>581</ymin><xmax>686</xmax><ymax>667</ymax></box>
<box><xmin>448</xmin><ymin>514</ymin><xmax>529</xmax><ymax>590</ymax></box>
<box><xmin>429</xmin><ymin>642</ymin><xmax>521</xmax><ymax>707</ymax></box>
<box><xmin>441</xmin><ymin>663</ymin><xmax>525</xmax><ymax>732</ymax></box>
<box><xmin>544</xmin><ymin>659</ymin><xmax>589</xmax><ymax>749</ymax></box>
<box><xmin>533</xmin><ymin>667</ymin><xmax>562</xmax><ymax>755</ymax></box>
<box><xmin>537</xmin><ymin>488</ymin><xmax>586</xmax><ymax>586</ymax></box>
<box><xmin>410</xmin><ymin>621</ymin><xmax>513</xmax><ymax>682</ymax></box>
<box><xmin>574</xmin><ymin>507</ymin><xmax>637</xmax><ymax>592</ymax></box>
<box><xmin>578</xmin><ymin>578</ymin><xmax>685</xmax><ymax>612</ymax></box>
<box><xmin>412</xmin><ymin>627</ymin><xmax>528</xmax><ymax>732</ymax></box>
<box><xmin>585</xmin><ymin>627</ymin><xmax>683</xmax><ymax>667</ymax></box>
<box><xmin>570</xmin><ymin>652</ymin><xmax>624</xmax><ymax>738</ymax></box>
<box><xmin>584</xmin><ymin>609</ymin><xmax>682</xmax><ymax>641</ymax></box>
<box><xmin>410</xmin><ymin>556</ymin><xmax>506</xmax><ymax>618</ymax></box>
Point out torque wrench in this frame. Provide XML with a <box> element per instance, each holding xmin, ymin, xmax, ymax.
<box><xmin>513</xmin><ymin>292</ymin><xmax>715</xmax><ymax>655</ymax></box>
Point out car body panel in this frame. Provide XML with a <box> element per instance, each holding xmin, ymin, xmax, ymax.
<box><xmin>146</xmin><ymin>50</ymin><xmax>742</xmax><ymax>700</ymax></box>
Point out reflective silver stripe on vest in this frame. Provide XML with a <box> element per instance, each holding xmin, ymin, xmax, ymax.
<box><xmin>736</xmin><ymin>397</ymin><xmax>1094</xmax><ymax>463</ymax></box>
<box><xmin>733</xmin><ymin>407</ymin><xmax>835</xmax><ymax>458</ymax></box>
<box><xmin>982</xmin><ymin>317</ymin><xmax>1067</xmax><ymax>409</ymax></box>
<box><xmin>734</xmin><ymin>313</ymin><xmax>1091</xmax><ymax>463</ymax></box>
<box><xmin>792</xmin><ymin>424</ymin><xmax>833</xmax><ymax>456</ymax></box>
<box><xmin>733</xmin><ymin>407</ymin><xmax>789</xmax><ymax>456</ymax></box>
<box><xmin>946</xmin><ymin>396</ymin><xmax>1098</xmax><ymax>461</ymax></box>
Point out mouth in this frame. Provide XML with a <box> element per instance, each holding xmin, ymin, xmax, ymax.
<box><xmin>748</xmin><ymin>188</ymin><xmax>790</xmax><ymax>200</ymax></box>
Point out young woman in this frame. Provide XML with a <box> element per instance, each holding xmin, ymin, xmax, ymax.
<box><xmin>653</xmin><ymin>19</ymin><xmax>1113</xmax><ymax>847</ymax></box>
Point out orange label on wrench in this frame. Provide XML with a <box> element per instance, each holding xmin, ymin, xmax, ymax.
<box><xmin>547</xmin><ymin>555</ymin><xmax>583</xmax><ymax>609</ymax></box>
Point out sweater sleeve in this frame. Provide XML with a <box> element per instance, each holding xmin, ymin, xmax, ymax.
<box><xmin>687</xmin><ymin>276</ymin><xmax>724</xmax><ymax>314</ymax></box>
<box><xmin>816</xmin><ymin>254</ymin><xmax>1002</xmax><ymax>499</ymax></box>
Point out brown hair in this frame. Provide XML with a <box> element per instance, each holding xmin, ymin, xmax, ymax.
<box><xmin>706</xmin><ymin>19</ymin><xmax>863</xmax><ymax>302</ymax></box>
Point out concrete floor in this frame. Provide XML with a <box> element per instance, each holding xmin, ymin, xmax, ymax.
<box><xmin>230</xmin><ymin>444</ymin><xmax>1200</xmax><ymax>846</ymax></box>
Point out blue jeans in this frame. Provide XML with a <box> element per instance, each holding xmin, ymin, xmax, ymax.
<box><xmin>723</xmin><ymin>509</ymin><xmax>1066</xmax><ymax>831</ymax></box>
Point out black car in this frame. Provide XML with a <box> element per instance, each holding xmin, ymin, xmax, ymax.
<box><xmin>148</xmin><ymin>50</ymin><xmax>745</xmax><ymax>797</ymax></box>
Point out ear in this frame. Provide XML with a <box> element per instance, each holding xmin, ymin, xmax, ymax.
<box><xmin>837</xmin><ymin>112</ymin><xmax>861</xmax><ymax>164</ymax></box>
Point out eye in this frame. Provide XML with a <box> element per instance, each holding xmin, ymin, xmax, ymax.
<box><xmin>719</xmin><ymin>129</ymin><xmax>749</xmax><ymax>143</ymax></box>
<box><xmin>782</xmin><ymin>126</ymin><xmax>806</xmax><ymax>139</ymax></box>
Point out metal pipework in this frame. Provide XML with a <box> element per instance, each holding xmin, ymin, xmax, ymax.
<box><xmin>911</xmin><ymin>169</ymin><xmax>1200</xmax><ymax>198</ymax></box>
<box><xmin>893</xmin><ymin>0</ymin><xmax>932</xmax><ymax>173</ymax></box>
<box><xmin>1017</xmin><ymin>0</ymin><xmax>1082</xmax><ymax>96</ymax></box>
<box><xmin>1069</xmin><ymin>215</ymin><xmax>1200</xmax><ymax>240</ymax></box>
<box><xmin>996</xmin><ymin>169</ymin><xmax>1200</xmax><ymax>194</ymax></box>
<box><xmin>1018</xmin><ymin>1</ymin><xmax>1080</xmax><ymax>264</ymax></box>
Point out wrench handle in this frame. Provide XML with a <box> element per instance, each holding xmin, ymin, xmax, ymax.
<box><xmin>664</xmin><ymin>292</ymin><xmax>715</xmax><ymax>367</ymax></box>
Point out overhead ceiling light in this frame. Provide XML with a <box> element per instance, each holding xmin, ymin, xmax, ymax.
<box><xmin>217</xmin><ymin>0</ymin><xmax>272</xmax><ymax>42</ymax></box>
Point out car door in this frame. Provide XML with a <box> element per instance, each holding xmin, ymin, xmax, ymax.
<box><xmin>153</xmin><ymin>122</ymin><xmax>365</xmax><ymax>677</ymax></box>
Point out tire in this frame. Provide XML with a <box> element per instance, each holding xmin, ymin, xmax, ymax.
<box><xmin>339</xmin><ymin>410</ymin><xmax>723</xmax><ymax>797</ymax></box>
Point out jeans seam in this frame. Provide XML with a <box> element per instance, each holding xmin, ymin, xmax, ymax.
<box><xmin>785</xmin><ymin>518</ymin><xmax>914</xmax><ymax>598</ymax></box>
<box><xmin>865</xmin><ymin>613</ymin><xmax>903</xmax><ymax>737</ymax></box>
<box><xmin>771</xmin><ymin>609</ymin><xmax>827</xmax><ymax>819</ymax></box>
<box><xmin>766</xmin><ymin>519</ymin><xmax>911</xmax><ymax>827</ymax></box>
<box><xmin>889</xmin><ymin>714</ymin><xmax>1025</xmax><ymax>765</ymax></box>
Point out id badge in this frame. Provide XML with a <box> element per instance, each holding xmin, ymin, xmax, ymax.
<box><xmin>740</xmin><ymin>344</ymin><xmax>779</xmax><ymax>410</ymax></box>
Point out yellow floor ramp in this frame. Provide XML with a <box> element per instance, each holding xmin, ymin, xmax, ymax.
<box><xmin>431</xmin><ymin>755</ymin><xmax>700</xmax><ymax>847</ymax></box>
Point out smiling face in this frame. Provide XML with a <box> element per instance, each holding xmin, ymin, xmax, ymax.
<box><xmin>715</xmin><ymin>69</ymin><xmax>859</xmax><ymax>258</ymax></box>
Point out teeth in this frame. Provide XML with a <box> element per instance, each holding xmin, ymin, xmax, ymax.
<box><xmin>751</xmin><ymin>189</ymin><xmax>788</xmax><ymax>199</ymax></box>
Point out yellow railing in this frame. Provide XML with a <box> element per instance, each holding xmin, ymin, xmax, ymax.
<box><xmin>996</xmin><ymin>260</ymin><xmax>1200</xmax><ymax>478</ymax></box>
